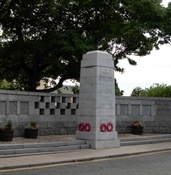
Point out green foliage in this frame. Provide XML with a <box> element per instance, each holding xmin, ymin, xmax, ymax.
<box><xmin>141</xmin><ymin>83</ymin><xmax>171</xmax><ymax>97</ymax></box>
<box><xmin>159</xmin><ymin>2</ymin><xmax>171</xmax><ymax>45</ymax></box>
<box><xmin>0</xmin><ymin>80</ymin><xmax>11</xmax><ymax>90</ymax></box>
<box><xmin>131</xmin><ymin>83</ymin><xmax>171</xmax><ymax>97</ymax></box>
<box><xmin>115</xmin><ymin>79</ymin><xmax>124</xmax><ymax>96</ymax></box>
<box><xmin>71</xmin><ymin>85</ymin><xmax>80</xmax><ymax>94</ymax></box>
<box><xmin>4</xmin><ymin>120</ymin><xmax>13</xmax><ymax>130</ymax></box>
<box><xmin>0</xmin><ymin>0</ymin><xmax>166</xmax><ymax>92</ymax></box>
<box><xmin>131</xmin><ymin>87</ymin><xmax>143</xmax><ymax>96</ymax></box>
<box><xmin>28</xmin><ymin>121</ymin><xmax>37</xmax><ymax>129</ymax></box>
<box><xmin>0</xmin><ymin>80</ymin><xmax>21</xmax><ymax>90</ymax></box>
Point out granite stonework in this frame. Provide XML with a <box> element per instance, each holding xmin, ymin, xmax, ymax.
<box><xmin>0</xmin><ymin>91</ymin><xmax>171</xmax><ymax>137</ymax></box>
<box><xmin>75</xmin><ymin>50</ymin><xmax>120</xmax><ymax>149</ymax></box>
<box><xmin>0</xmin><ymin>91</ymin><xmax>78</xmax><ymax>137</ymax></box>
<box><xmin>116</xmin><ymin>97</ymin><xmax>171</xmax><ymax>134</ymax></box>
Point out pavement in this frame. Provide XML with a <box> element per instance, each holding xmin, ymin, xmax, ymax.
<box><xmin>0</xmin><ymin>141</ymin><xmax>170</xmax><ymax>171</ymax></box>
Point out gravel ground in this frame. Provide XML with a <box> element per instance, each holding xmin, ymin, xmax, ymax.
<box><xmin>0</xmin><ymin>133</ymin><xmax>161</xmax><ymax>145</ymax></box>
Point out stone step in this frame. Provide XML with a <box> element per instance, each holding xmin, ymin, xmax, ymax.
<box><xmin>121</xmin><ymin>138</ymin><xmax>171</xmax><ymax>146</ymax></box>
<box><xmin>0</xmin><ymin>135</ymin><xmax>170</xmax><ymax>157</ymax></box>
<box><xmin>120</xmin><ymin>135</ymin><xmax>171</xmax><ymax>146</ymax></box>
<box><xmin>120</xmin><ymin>134</ymin><xmax>171</xmax><ymax>142</ymax></box>
<box><xmin>0</xmin><ymin>140</ymin><xmax>86</xmax><ymax>150</ymax></box>
<box><xmin>0</xmin><ymin>144</ymin><xmax>90</xmax><ymax>157</ymax></box>
<box><xmin>0</xmin><ymin>140</ymin><xmax>91</xmax><ymax>157</ymax></box>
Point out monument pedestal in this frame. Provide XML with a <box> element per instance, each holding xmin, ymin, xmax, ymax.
<box><xmin>87</xmin><ymin>140</ymin><xmax>120</xmax><ymax>149</ymax></box>
<box><xmin>76</xmin><ymin>50</ymin><xmax>120</xmax><ymax>149</ymax></box>
<box><xmin>76</xmin><ymin>130</ymin><xmax>120</xmax><ymax>149</ymax></box>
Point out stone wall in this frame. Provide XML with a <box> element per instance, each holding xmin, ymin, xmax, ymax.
<box><xmin>116</xmin><ymin>96</ymin><xmax>171</xmax><ymax>133</ymax></box>
<box><xmin>0</xmin><ymin>90</ymin><xmax>79</xmax><ymax>136</ymax></box>
<box><xmin>0</xmin><ymin>90</ymin><xmax>170</xmax><ymax>136</ymax></box>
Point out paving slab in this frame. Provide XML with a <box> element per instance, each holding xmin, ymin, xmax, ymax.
<box><xmin>0</xmin><ymin>142</ymin><xmax>170</xmax><ymax>170</ymax></box>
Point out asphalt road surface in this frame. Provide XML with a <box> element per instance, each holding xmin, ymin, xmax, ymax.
<box><xmin>1</xmin><ymin>151</ymin><xmax>171</xmax><ymax>175</ymax></box>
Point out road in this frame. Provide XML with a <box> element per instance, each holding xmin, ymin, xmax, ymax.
<box><xmin>1</xmin><ymin>151</ymin><xmax>171</xmax><ymax>175</ymax></box>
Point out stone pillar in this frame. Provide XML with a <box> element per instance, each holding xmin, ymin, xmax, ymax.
<box><xmin>76</xmin><ymin>50</ymin><xmax>120</xmax><ymax>149</ymax></box>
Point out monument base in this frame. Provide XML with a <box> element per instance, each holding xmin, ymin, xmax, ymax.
<box><xmin>86</xmin><ymin>139</ymin><xmax>120</xmax><ymax>149</ymax></box>
<box><xmin>76</xmin><ymin>130</ymin><xmax>120</xmax><ymax>149</ymax></box>
<box><xmin>76</xmin><ymin>130</ymin><xmax>118</xmax><ymax>140</ymax></box>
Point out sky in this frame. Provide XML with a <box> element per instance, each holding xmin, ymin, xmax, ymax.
<box><xmin>115</xmin><ymin>0</ymin><xmax>171</xmax><ymax>96</ymax></box>
<box><xmin>115</xmin><ymin>44</ymin><xmax>171</xmax><ymax>96</ymax></box>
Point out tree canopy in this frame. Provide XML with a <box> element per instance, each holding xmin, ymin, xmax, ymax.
<box><xmin>0</xmin><ymin>0</ymin><xmax>167</xmax><ymax>92</ymax></box>
<box><xmin>131</xmin><ymin>83</ymin><xmax>171</xmax><ymax>97</ymax></box>
<box><xmin>159</xmin><ymin>2</ymin><xmax>171</xmax><ymax>44</ymax></box>
<box><xmin>131</xmin><ymin>86</ymin><xmax>143</xmax><ymax>97</ymax></box>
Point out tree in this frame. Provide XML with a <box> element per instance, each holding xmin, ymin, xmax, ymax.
<box><xmin>131</xmin><ymin>87</ymin><xmax>143</xmax><ymax>97</ymax></box>
<box><xmin>159</xmin><ymin>2</ymin><xmax>171</xmax><ymax>45</ymax></box>
<box><xmin>115</xmin><ymin>79</ymin><xmax>124</xmax><ymax>96</ymax></box>
<box><xmin>131</xmin><ymin>83</ymin><xmax>171</xmax><ymax>97</ymax></box>
<box><xmin>0</xmin><ymin>0</ymin><xmax>166</xmax><ymax>92</ymax></box>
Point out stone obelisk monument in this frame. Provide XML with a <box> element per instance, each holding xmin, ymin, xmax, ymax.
<box><xmin>76</xmin><ymin>50</ymin><xmax>120</xmax><ymax>149</ymax></box>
